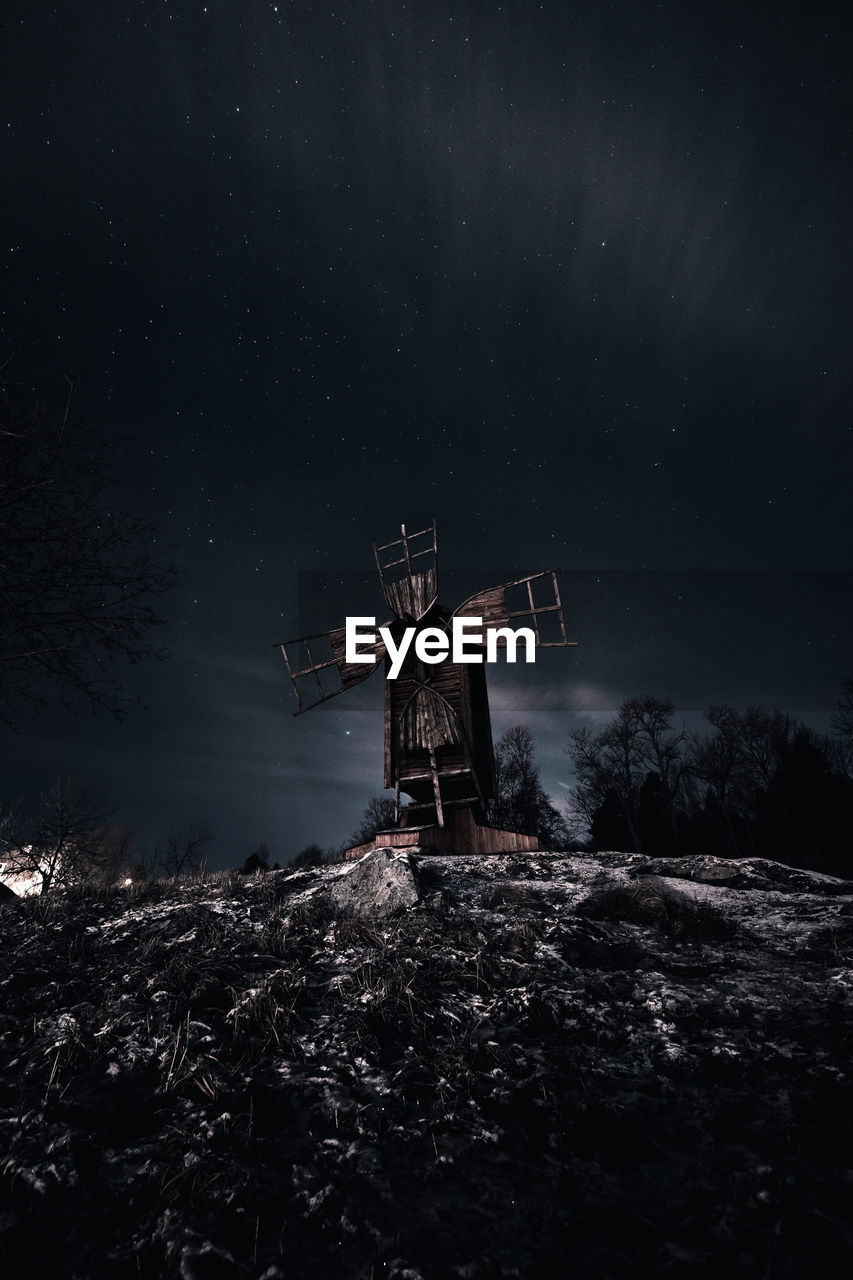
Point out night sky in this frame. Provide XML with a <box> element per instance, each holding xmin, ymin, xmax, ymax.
<box><xmin>3</xmin><ymin>1</ymin><xmax>852</xmax><ymax>867</ymax></box>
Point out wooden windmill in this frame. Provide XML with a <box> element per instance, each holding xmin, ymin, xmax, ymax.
<box><xmin>279</xmin><ymin>522</ymin><xmax>576</xmax><ymax>856</ymax></box>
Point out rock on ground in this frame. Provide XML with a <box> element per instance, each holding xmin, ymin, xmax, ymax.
<box><xmin>327</xmin><ymin>846</ymin><xmax>420</xmax><ymax>917</ymax></box>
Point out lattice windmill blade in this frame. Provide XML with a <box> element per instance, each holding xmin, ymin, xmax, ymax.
<box><xmin>374</xmin><ymin>520</ymin><xmax>438</xmax><ymax>622</ymax></box>
<box><xmin>452</xmin><ymin>568</ymin><xmax>578</xmax><ymax>648</ymax></box>
<box><xmin>278</xmin><ymin>623</ymin><xmax>388</xmax><ymax>716</ymax></box>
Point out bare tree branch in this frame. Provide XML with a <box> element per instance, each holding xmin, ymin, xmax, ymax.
<box><xmin>1</xmin><ymin>777</ymin><xmax>129</xmax><ymax>894</ymax></box>
<box><xmin>158</xmin><ymin>819</ymin><xmax>216</xmax><ymax>878</ymax></box>
<box><xmin>0</xmin><ymin>368</ymin><xmax>179</xmax><ymax>729</ymax></box>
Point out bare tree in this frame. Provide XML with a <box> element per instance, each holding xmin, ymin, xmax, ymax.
<box><xmin>831</xmin><ymin>678</ymin><xmax>853</xmax><ymax>773</ymax></box>
<box><xmin>86</xmin><ymin>823</ymin><xmax>136</xmax><ymax>886</ymax></box>
<box><xmin>0</xmin><ymin>366</ymin><xmax>178</xmax><ymax>729</ymax></box>
<box><xmin>564</xmin><ymin>726</ymin><xmax>612</xmax><ymax>834</ymax></box>
<box><xmin>567</xmin><ymin>708</ymin><xmax>645</xmax><ymax>851</ymax></box>
<box><xmin>240</xmin><ymin>843</ymin><xmax>271</xmax><ymax>875</ymax></box>
<box><xmin>1</xmin><ymin>776</ymin><xmax>121</xmax><ymax>894</ymax></box>
<box><xmin>626</xmin><ymin>697</ymin><xmax>685</xmax><ymax>802</ymax></box>
<box><xmin>567</xmin><ymin>697</ymin><xmax>687</xmax><ymax>853</ymax></box>
<box><xmin>291</xmin><ymin>842</ymin><xmax>325</xmax><ymax>869</ymax></box>
<box><xmin>689</xmin><ymin>706</ymin><xmax>794</xmax><ymax>857</ymax></box>
<box><xmin>488</xmin><ymin>725</ymin><xmax>570</xmax><ymax>849</ymax></box>
<box><xmin>689</xmin><ymin>706</ymin><xmax>747</xmax><ymax>856</ymax></box>
<box><xmin>349</xmin><ymin>796</ymin><xmax>398</xmax><ymax>846</ymax></box>
<box><xmin>158</xmin><ymin>819</ymin><xmax>215</xmax><ymax>878</ymax></box>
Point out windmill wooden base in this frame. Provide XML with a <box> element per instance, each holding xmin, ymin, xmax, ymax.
<box><xmin>344</xmin><ymin>804</ymin><xmax>539</xmax><ymax>861</ymax></box>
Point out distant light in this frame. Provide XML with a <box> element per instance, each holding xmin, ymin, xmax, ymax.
<box><xmin>124</xmin><ymin>877</ymin><xmax>133</xmax><ymax>887</ymax></box>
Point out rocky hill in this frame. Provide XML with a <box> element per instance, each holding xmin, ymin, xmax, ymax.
<box><xmin>1</xmin><ymin>849</ymin><xmax>852</xmax><ymax>1279</ymax></box>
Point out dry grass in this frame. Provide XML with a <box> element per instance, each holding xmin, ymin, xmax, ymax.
<box><xmin>0</xmin><ymin>859</ymin><xmax>849</xmax><ymax>1280</ymax></box>
<box><xmin>480</xmin><ymin>881</ymin><xmax>537</xmax><ymax>911</ymax></box>
<box><xmin>578</xmin><ymin>876</ymin><xmax>736</xmax><ymax>940</ymax></box>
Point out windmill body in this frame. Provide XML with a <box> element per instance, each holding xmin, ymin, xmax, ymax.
<box><xmin>279</xmin><ymin>523</ymin><xmax>576</xmax><ymax>856</ymax></box>
<box><xmin>381</xmin><ymin>603</ymin><xmax>496</xmax><ymax>828</ymax></box>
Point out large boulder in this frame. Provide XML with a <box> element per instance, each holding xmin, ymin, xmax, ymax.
<box><xmin>632</xmin><ymin>855</ymin><xmax>745</xmax><ymax>885</ymax></box>
<box><xmin>631</xmin><ymin>854</ymin><xmax>853</xmax><ymax>895</ymax></box>
<box><xmin>327</xmin><ymin>847</ymin><xmax>420</xmax><ymax>918</ymax></box>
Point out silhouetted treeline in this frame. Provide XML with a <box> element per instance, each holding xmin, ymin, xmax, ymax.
<box><xmin>568</xmin><ymin>686</ymin><xmax>853</xmax><ymax>875</ymax></box>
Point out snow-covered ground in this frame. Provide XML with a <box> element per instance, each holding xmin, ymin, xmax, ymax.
<box><xmin>1</xmin><ymin>851</ymin><xmax>852</xmax><ymax>1278</ymax></box>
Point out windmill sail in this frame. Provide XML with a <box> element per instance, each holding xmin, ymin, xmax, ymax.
<box><xmin>374</xmin><ymin>521</ymin><xmax>438</xmax><ymax>621</ymax></box>
<box><xmin>452</xmin><ymin>569</ymin><xmax>576</xmax><ymax>648</ymax></box>
<box><xmin>279</xmin><ymin>624</ymin><xmax>387</xmax><ymax>715</ymax></box>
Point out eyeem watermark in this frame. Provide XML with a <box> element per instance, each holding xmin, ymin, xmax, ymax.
<box><xmin>346</xmin><ymin>616</ymin><xmax>536</xmax><ymax>680</ymax></box>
